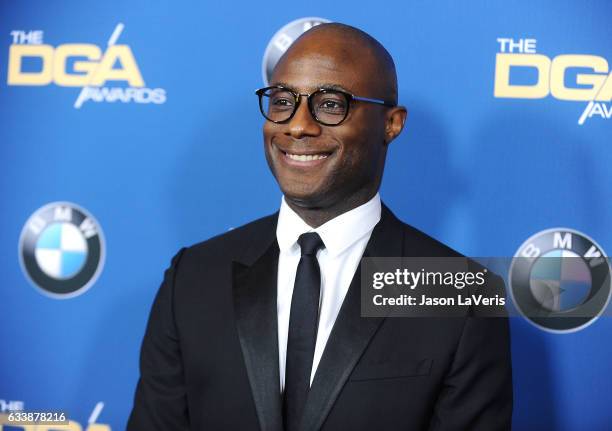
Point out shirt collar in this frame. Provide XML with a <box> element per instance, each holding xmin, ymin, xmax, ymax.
<box><xmin>276</xmin><ymin>193</ymin><xmax>382</xmax><ymax>258</ymax></box>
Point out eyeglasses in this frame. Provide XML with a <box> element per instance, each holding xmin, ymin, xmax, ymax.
<box><xmin>255</xmin><ymin>85</ymin><xmax>396</xmax><ymax>126</ymax></box>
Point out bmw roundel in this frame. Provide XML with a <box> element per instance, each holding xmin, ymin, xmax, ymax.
<box><xmin>261</xmin><ymin>16</ymin><xmax>331</xmax><ymax>85</ymax></box>
<box><xmin>509</xmin><ymin>228</ymin><xmax>611</xmax><ymax>333</ymax></box>
<box><xmin>19</xmin><ymin>202</ymin><xmax>105</xmax><ymax>299</ymax></box>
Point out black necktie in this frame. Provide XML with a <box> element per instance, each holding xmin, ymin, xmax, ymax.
<box><xmin>283</xmin><ymin>232</ymin><xmax>325</xmax><ymax>431</ymax></box>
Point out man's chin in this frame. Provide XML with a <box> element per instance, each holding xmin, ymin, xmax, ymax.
<box><xmin>280</xmin><ymin>186</ymin><xmax>330</xmax><ymax>209</ymax></box>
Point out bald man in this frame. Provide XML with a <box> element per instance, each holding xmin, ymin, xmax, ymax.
<box><xmin>128</xmin><ymin>23</ymin><xmax>512</xmax><ymax>431</ymax></box>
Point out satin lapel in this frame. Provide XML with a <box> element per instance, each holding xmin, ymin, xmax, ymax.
<box><xmin>299</xmin><ymin>203</ymin><xmax>405</xmax><ymax>431</ymax></box>
<box><xmin>233</xmin><ymin>241</ymin><xmax>284</xmax><ymax>431</ymax></box>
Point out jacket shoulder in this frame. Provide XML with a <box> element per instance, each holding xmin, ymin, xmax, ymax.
<box><xmin>182</xmin><ymin>211</ymin><xmax>278</xmax><ymax>262</ymax></box>
<box><xmin>385</xmin><ymin>206</ymin><xmax>463</xmax><ymax>258</ymax></box>
<box><xmin>401</xmin><ymin>222</ymin><xmax>464</xmax><ymax>257</ymax></box>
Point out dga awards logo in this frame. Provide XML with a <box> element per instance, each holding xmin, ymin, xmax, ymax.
<box><xmin>7</xmin><ymin>24</ymin><xmax>166</xmax><ymax>108</ymax></box>
<box><xmin>261</xmin><ymin>17</ymin><xmax>330</xmax><ymax>85</ymax></box>
<box><xmin>494</xmin><ymin>38</ymin><xmax>612</xmax><ymax>125</ymax></box>
<box><xmin>19</xmin><ymin>202</ymin><xmax>105</xmax><ymax>299</ymax></box>
<box><xmin>509</xmin><ymin>228</ymin><xmax>611</xmax><ymax>333</ymax></box>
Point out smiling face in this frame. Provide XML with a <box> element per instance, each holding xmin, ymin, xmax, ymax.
<box><xmin>263</xmin><ymin>24</ymin><xmax>406</xmax><ymax>216</ymax></box>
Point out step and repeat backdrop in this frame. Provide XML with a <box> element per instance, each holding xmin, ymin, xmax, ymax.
<box><xmin>1</xmin><ymin>0</ymin><xmax>611</xmax><ymax>429</ymax></box>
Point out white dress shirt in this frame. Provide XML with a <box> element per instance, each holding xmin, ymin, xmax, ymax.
<box><xmin>276</xmin><ymin>193</ymin><xmax>382</xmax><ymax>392</ymax></box>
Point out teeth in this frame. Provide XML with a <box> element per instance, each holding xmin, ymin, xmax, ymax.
<box><xmin>286</xmin><ymin>153</ymin><xmax>328</xmax><ymax>161</ymax></box>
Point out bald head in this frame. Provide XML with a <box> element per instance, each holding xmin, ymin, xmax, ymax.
<box><xmin>272</xmin><ymin>23</ymin><xmax>399</xmax><ymax>105</ymax></box>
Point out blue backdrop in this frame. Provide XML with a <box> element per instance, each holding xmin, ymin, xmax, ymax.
<box><xmin>1</xmin><ymin>1</ymin><xmax>611</xmax><ymax>429</ymax></box>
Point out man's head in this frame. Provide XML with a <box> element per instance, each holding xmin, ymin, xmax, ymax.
<box><xmin>261</xmin><ymin>23</ymin><xmax>407</xmax><ymax>219</ymax></box>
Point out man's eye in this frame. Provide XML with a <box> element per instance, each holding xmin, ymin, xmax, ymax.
<box><xmin>271</xmin><ymin>98</ymin><xmax>293</xmax><ymax>107</ymax></box>
<box><xmin>318</xmin><ymin>99</ymin><xmax>346</xmax><ymax>112</ymax></box>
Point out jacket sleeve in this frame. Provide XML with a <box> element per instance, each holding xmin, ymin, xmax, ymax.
<box><xmin>127</xmin><ymin>248</ymin><xmax>190</xmax><ymax>431</ymax></box>
<box><xmin>428</xmin><ymin>274</ymin><xmax>513</xmax><ymax>431</ymax></box>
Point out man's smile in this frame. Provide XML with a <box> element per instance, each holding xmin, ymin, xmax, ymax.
<box><xmin>272</xmin><ymin>141</ymin><xmax>335</xmax><ymax>167</ymax></box>
<box><xmin>286</xmin><ymin>152</ymin><xmax>329</xmax><ymax>161</ymax></box>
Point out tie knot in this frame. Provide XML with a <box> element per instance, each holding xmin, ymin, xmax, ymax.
<box><xmin>297</xmin><ymin>232</ymin><xmax>324</xmax><ymax>256</ymax></box>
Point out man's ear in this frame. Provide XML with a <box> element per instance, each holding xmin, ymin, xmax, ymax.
<box><xmin>384</xmin><ymin>106</ymin><xmax>407</xmax><ymax>144</ymax></box>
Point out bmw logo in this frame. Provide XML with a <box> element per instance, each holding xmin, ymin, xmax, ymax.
<box><xmin>19</xmin><ymin>202</ymin><xmax>105</xmax><ymax>299</ymax></box>
<box><xmin>509</xmin><ymin>228</ymin><xmax>611</xmax><ymax>333</ymax></box>
<box><xmin>261</xmin><ymin>16</ymin><xmax>331</xmax><ymax>85</ymax></box>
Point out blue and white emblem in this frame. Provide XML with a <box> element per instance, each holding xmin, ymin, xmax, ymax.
<box><xmin>261</xmin><ymin>17</ymin><xmax>331</xmax><ymax>85</ymax></box>
<box><xmin>509</xmin><ymin>228</ymin><xmax>611</xmax><ymax>333</ymax></box>
<box><xmin>19</xmin><ymin>202</ymin><xmax>105</xmax><ymax>298</ymax></box>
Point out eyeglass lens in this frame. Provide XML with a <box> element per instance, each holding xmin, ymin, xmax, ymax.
<box><xmin>260</xmin><ymin>88</ymin><xmax>348</xmax><ymax>125</ymax></box>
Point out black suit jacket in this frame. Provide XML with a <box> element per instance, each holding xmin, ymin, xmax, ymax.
<box><xmin>127</xmin><ymin>204</ymin><xmax>512</xmax><ymax>430</ymax></box>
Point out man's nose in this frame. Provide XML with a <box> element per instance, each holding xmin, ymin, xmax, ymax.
<box><xmin>286</xmin><ymin>97</ymin><xmax>321</xmax><ymax>139</ymax></box>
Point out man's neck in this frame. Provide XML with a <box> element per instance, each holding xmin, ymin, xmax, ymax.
<box><xmin>284</xmin><ymin>189</ymin><xmax>379</xmax><ymax>228</ymax></box>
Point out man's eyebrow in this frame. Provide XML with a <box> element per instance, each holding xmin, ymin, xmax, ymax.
<box><xmin>270</xmin><ymin>82</ymin><xmax>353</xmax><ymax>94</ymax></box>
<box><xmin>318</xmin><ymin>83</ymin><xmax>353</xmax><ymax>93</ymax></box>
<box><xmin>270</xmin><ymin>81</ymin><xmax>292</xmax><ymax>88</ymax></box>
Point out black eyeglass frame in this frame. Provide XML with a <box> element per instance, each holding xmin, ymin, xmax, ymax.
<box><xmin>255</xmin><ymin>85</ymin><xmax>397</xmax><ymax>126</ymax></box>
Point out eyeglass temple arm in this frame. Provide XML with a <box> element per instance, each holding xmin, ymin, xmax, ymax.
<box><xmin>352</xmin><ymin>95</ymin><xmax>396</xmax><ymax>107</ymax></box>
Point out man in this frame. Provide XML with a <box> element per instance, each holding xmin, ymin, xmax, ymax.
<box><xmin>128</xmin><ymin>23</ymin><xmax>512</xmax><ymax>430</ymax></box>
